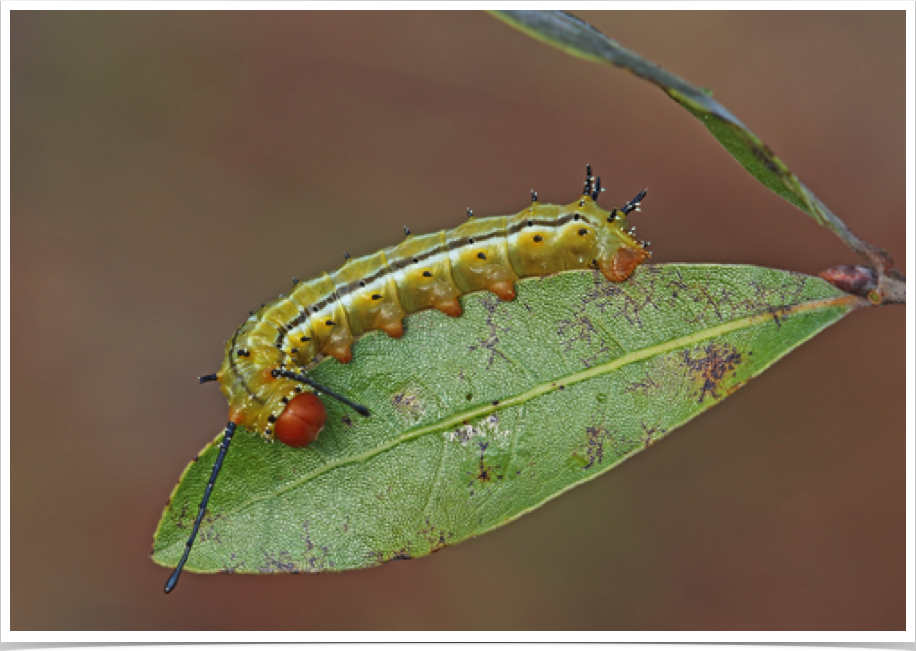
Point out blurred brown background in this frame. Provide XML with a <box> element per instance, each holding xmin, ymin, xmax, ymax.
<box><xmin>10</xmin><ymin>11</ymin><xmax>905</xmax><ymax>631</ymax></box>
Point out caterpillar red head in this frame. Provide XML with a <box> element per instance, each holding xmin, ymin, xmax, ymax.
<box><xmin>164</xmin><ymin>166</ymin><xmax>650</xmax><ymax>592</ymax></box>
<box><xmin>273</xmin><ymin>392</ymin><xmax>326</xmax><ymax>448</ymax></box>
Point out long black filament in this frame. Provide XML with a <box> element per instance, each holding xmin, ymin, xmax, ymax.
<box><xmin>622</xmin><ymin>188</ymin><xmax>648</xmax><ymax>215</ymax></box>
<box><xmin>271</xmin><ymin>369</ymin><xmax>371</xmax><ymax>417</ymax></box>
<box><xmin>164</xmin><ymin>421</ymin><xmax>237</xmax><ymax>594</ymax></box>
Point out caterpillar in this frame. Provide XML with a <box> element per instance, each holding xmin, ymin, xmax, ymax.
<box><xmin>164</xmin><ymin>166</ymin><xmax>650</xmax><ymax>592</ymax></box>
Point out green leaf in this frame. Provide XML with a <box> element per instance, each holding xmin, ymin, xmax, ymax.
<box><xmin>489</xmin><ymin>11</ymin><xmax>896</xmax><ymax>276</ymax></box>
<box><xmin>152</xmin><ymin>265</ymin><xmax>864</xmax><ymax>574</ymax></box>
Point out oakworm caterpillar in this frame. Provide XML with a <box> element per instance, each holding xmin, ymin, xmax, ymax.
<box><xmin>164</xmin><ymin>166</ymin><xmax>650</xmax><ymax>592</ymax></box>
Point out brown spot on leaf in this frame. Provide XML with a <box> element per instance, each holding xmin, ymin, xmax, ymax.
<box><xmin>582</xmin><ymin>425</ymin><xmax>611</xmax><ymax>469</ymax></box>
<box><xmin>581</xmin><ymin>270</ymin><xmax>655</xmax><ymax>326</ymax></box>
<box><xmin>641</xmin><ymin>422</ymin><xmax>666</xmax><ymax>449</ymax></box>
<box><xmin>392</xmin><ymin>391</ymin><xmax>422</xmax><ymax>417</ymax></box>
<box><xmin>749</xmin><ymin>142</ymin><xmax>782</xmax><ymax>175</ymax></box>
<box><xmin>625</xmin><ymin>375</ymin><xmax>662</xmax><ymax>396</ymax></box>
<box><xmin>557</xmin><ymin>313</ymin><xmax>598</xmax><ymax>349</ymax></box>
<box><xmin>390</xmin><ymin>551</ymin><xmax>413</xmax><ymax>561</ymax></box>
<box><xmin>368</xmin><ymin>544</ymin><xmax>414</xmax><ymax>565</ymax></box>
<box><xmin>199</xmin><ymin>511</ymin><xmax>225</xmax><ymax>544</ymax></box>
<box><xmin>682</xmin><ymin>343</ymin><xmax>743</xmax><ymax>403</ymax></box>
<box><xmin>468</xmin><ymin>294</ymin><xmax>514</xmax><ymax>370</ymax></box>
<box><xmin>468</xmin><ymin>440</ymin><xmax>503</xmax><ymax>495</ymax></box>
<box><xmin>299</xmin><ymin>521</ymin><xmax>334</xmax><ymax>571</ymax></box>
<box><xmin>259</xmin><ymin>551</ymin><xmax>303</xmax><ymax>574</ymax></box>
<box><xmin>420</xmin><ymin>518</ymin><xmax>454</xmax><ymax>554</ymax></box>
<box><xmin>174</xmin><ymin>501</ymin><xmax>190</xmax><ymax>530</ymax></box>
<box><xmin>221</xmin><ymin>554</ymin><xmax>244</xmax><ymax>574</ymax></box>
<box><xmin>763</xmin><ymin>305</ymin><xmax>794</xmax><ymax>328</ymax></box>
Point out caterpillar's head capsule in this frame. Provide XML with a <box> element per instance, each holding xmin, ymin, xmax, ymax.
<box><xmin>274</xmin><ymin>392</ymin><xmax>327</xmax><ymax>448</ymax></box>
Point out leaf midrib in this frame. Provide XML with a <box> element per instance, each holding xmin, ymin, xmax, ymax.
<box><xmin>184</xmin><ymin>294</ymin><xmax>858</xmax><ymax>537</ymax></box>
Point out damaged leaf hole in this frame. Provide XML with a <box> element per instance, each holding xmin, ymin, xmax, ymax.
<box><xmin>446</xmin><ymin>413</ymin><xmax>502</xmax><ymax>445</ymax></box>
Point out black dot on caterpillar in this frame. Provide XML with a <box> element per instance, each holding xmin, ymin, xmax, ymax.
<box><xmin>164</xmin><ymin>166</ymin><xmax>651</xmax><ymax>593</ymax></box>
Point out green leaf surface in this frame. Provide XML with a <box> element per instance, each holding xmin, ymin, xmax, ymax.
<box><xmin>490</xmin><ymin>11</ymin><xmax>894</xmax><ymax>274</ymax></box>
<box><xmin>152</xmin><ymin>265</ymin><xmax>863</xmax><ymax>574</ymax></box>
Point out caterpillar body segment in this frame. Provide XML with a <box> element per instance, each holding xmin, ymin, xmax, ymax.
<box><xmin>331</xmin><ymin>250</ymin><xmax>406</xmax><ymax>339</ymax></box>
<box><xmin>385</xmin><ymin>230</ymin><xmax>464</xmax><ymax>317</ymax></box>
<box><xmin>217</xmin><ymin>185</ymin><xmax>649</xmax><ymax>444</ymax></box>
<box><xmin>446</xmin><ymin>215</ymin><xmax>519</xmax><ymax>300</ymax></box>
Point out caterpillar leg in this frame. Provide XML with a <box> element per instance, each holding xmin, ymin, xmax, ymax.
<box><xmin>326</xmin><ymin>346</ymin><xmax>353</xmax><ymax>364</ymax></box>
<box><xmin>372</xmin><ymin>304</ymin><xmax>405</xmax><ymax>338</ymax></box>
<box><xmin>379</xmin><ymin>321</ymin><xmax>404</xmax><ymax>338</ymax></box>
<box><xmin>599</xmin><ymin>246</ymin><xmax>650</xmax><ymax>283</ymax></box>
<box><xmin>486</xmin><ymin>280</ymin><xmax>516</xmax><ymax>301</ymax></box>
<box><xmin>434</xmin><ymin>298</ymin><xmax>463</xmax><ymax>318</ymax></box>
